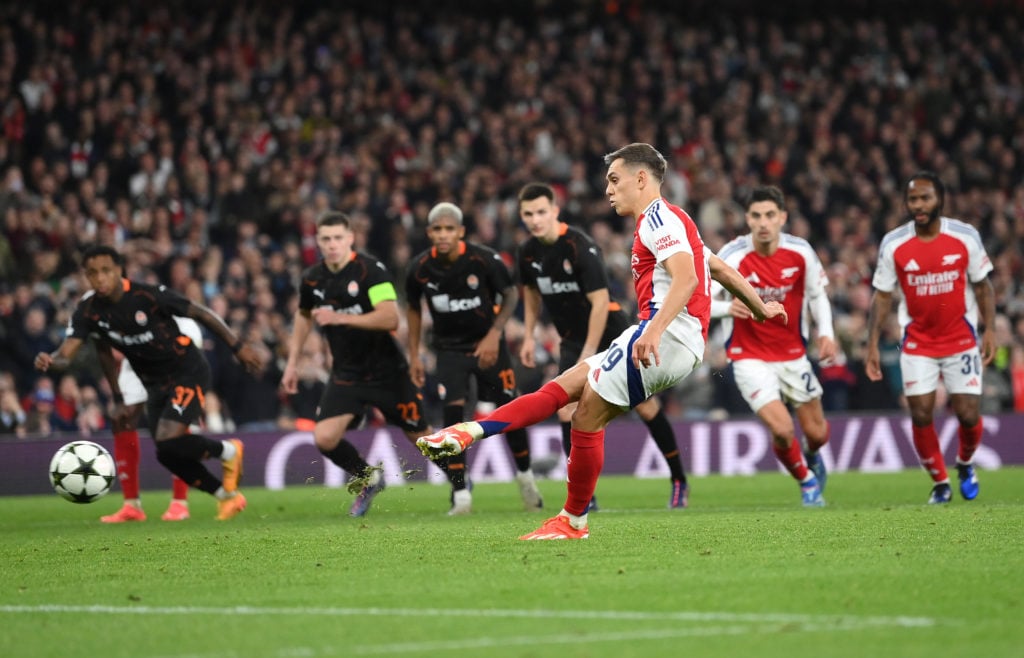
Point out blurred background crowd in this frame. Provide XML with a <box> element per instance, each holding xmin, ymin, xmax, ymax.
<box><xmin>2</xmin><ymin>0</ymin><xmax>1024</xmax><ymax>438</ymax></box>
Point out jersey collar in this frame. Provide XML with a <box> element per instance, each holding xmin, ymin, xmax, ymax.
<box><xmin>431</xmin><ymin>241</ymin><xmax>467</xmax><ymax>259</ymax></box>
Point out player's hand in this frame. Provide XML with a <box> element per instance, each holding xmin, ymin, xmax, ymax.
<box><xmin>864</xmin><ymin>345</ymin><xmax>882</xmax><ymax>381</ymax></box>
<box><xmin>980</xmin><ymin>327</ymin><xmax>996</xmax><ymax>366</ymax></box>
<box><xmin>110</xmin><ymin>401</ymin><xmax>132</xmax><ymax>427</ymax></box>
<box><xmin>632</xmin><ymin>330</ymin><xmax>661</xmax><ymax>369</ymax></box>
<box><xmin>473</xmin><ymin>331</ymin><xmax>500</xmax><ymax>369</ymax></box>
<box><xmin>409</xmin><ymin>360</ymin><xmax>426</xmax><ymax>388</ymax></box>
<box><xmin>311</xmin><ymin>307</ymin><xmax>342</xmax><ymax>326</ymax></box>
<box><xmin>34</xmin><ymin>352</ymin><xmax>53</xmax><ymax>371</ymax></box>
<box><xmin>817</xmin><ymin>336</ymin><xmax>838</xmax><ymax>363</ymax></box>
<box><xmin>236</xmin><ymin>342</ymin><xmax>265</xmax><ymax>374</ymax></box>
<box><xmin>729</xmin><ymin>298</ymin><xmax>753</xmax><ymax>319</ymax></box>
<box><xmin>280</xmin><ymin>365</ymin><xmax>298</xmax><ymax>394</ymax></box>
<box><xmin>519</xmin><ymin>337</ymin><xmax>536</xmax><ymax>368</ymax></box>
<box><xmin>757</xmin><ymin>301</ymin><xmax>788</xmax><ymax>325</ymax></box>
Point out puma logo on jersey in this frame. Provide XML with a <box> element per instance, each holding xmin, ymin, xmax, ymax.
<box><xmin>171</xmin><ymin>402</ymin><xmax>186</xmax><ymax>416</ymax></box>
<box><xmin>904</xmin><ymin>259</ymin><xmax>921</xmax><ymax>271</ymax></box>
<box><xmin>781</xmin><ymin>267</ymin><xmax>800</xmax><ymax>279</ymax></box>
<box><xmin>530</xmin><ymin>262</ymin><xmax>543</xmax><ymax>272</ymax></box>
<box><xmin>313</xmin><ymin>289</ymin><xmax>325</xmax><ymax>300</ymax></box>
<box><xmin>941</xmin><ymin>254</ymin><xmax>962</xmax><ymax>265</ymax></box>
<box><xmin>426</xmin><ymin>282</ymin><xmax>440</xmax><ymax>291</ymax></box>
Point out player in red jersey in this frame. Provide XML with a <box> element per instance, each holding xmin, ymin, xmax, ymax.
<box><xmin>712</xmin><ymin>186</ymin><xmax>835</xmax><ymax>507</ymax></box>
<box><xmin>866</xmin><ymin>172</ymin><xmax>995</xmax><ymax>504</ymax></box>
<box><xmin>417</xmin><ymin>144</ymin><xmax>787</xmax><ymax>539</ymax></box>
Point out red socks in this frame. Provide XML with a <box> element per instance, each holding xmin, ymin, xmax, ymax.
<box><xmin>564</xmin><ymin>428</ymin><xmax>605</xmax><ymax>516</ymax></box>
<box><xmin>773</xmin><ymin>439</ymin><xmax>809</xmax><ymax>481</ymax></box>
<box><xmin>958</xmin><ymin>420</ymin><xmax>983</xmax><ymax>463</ymax></box>
<box><xmin>113</xmin><ymin>430</ymin><xmax>140</xmax><ymax>499</ymax></box>
<box><xmin>912</xmin><ymin>423</ymin><xmax>948</xmax><ymax>482</ymax></box>
<box><xmin>171</xmin><ymin>476</ymin><xmax>189</xmax><ymax>500</ymax></box>
<box><xmin>478</xmin><ymin>381</ymin><xmax>570</xmax><ymax>437</ymax></box>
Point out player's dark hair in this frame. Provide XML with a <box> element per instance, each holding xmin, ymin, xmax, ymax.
<box><xmin>316</xmin><ymin>210</ymin><xmax>351</xmax><ymax>230</ymax></box>
<box><xmin>518</xmin><ymin>182</ymin><xmax>556</xmax><ymax>204</ymax></box>
<box><xmin>905</xmin><ymin>170</ymin><xmax>946</xmax><ymax>211</ymax></box>
<box><xmin>80</xmin><ymin>244</ymin><xmax>123</xmax><ymax>268</ymax></box>
<box><xmin>745</xmin><ymin>185</ymin><xmax>786</xmax><ymax>211</ymax></box>
<box><xmin>603</xmin><ymin>143</ymin><xmax>667</xmax><ymax>183</ymax></box>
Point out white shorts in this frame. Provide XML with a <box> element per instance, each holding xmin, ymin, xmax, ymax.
<box><xmin>118</xmin><ymin>317</ymin><xmax>204</xmax><ymax>405</ymax></box>
<box><xmin>900</xmin><ymin>348</ymin><xmax>982</xmax><ymax>396</ymax></box>
<box><xmin>584</xmin><ymin>322</ymin><xmax>701</xmax><ymax>410</ymax></box>
<box><xmin>732</xmin><ymin>356</ymin><xmax>822</xmax><ymax>413</ymax></box>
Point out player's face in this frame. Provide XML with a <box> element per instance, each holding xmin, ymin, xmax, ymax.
<box><xmin>83</xmin><ymin>255</ymin><xmax>122</xmax><ymax>299</ymax></box>
<box><xmin>519</xmin><ymin>196</ymin><xmax>560</xmax><ymax>242</ymax></box>
<box><xmin>905</xmin><ymin>179</ymin><xmax>940</xmax><ymax>226</ymax></box>
<box><xmin>605</xmin><ymin>158</ymin><xmax>640</xmax><ymax>217</ymax></box>
<box><xmin>316</xmin><ymin>223</ymin><xmax>354</xmax><ymax>267</ymax></box>
<box><xmin>745</xmin><ymin>200</ymin><xmax>786</xmax><ymax>248</ymax></box>
<box><xmin>426</xmin><ymin>216</ymin><xmax>464</xmax><ymax>256</ymax></box>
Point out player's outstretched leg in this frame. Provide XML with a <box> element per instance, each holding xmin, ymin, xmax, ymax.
<box><xmin>417</xmin><ymin>423</ymin><xmax>478</xmax><ymax>458</ymax></box>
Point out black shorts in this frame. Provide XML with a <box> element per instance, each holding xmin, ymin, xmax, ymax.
<box><xmin>144</xmin><ymin>362</ymin><xmax>211</xmax><ymax>435</ymax></box>
<box><xmin>317</xmin><ymin>373</ymin><xmax>429</xmax><ymax>433</ymax></box>
<box><xmin>435</xmin><ymin>341</ymin><xmax>518</xmax><ymax>405</ymax></box>
<box><xmin>558</xmin><ymin>309</ymin><xmax>632</xmax><ymax>371</ymax></box>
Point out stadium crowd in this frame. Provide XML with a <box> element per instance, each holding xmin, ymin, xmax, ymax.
<box><xmin>2</xmin><ymin>0</ymin><xmax>1024</xmax><ymax>438</ymax></box>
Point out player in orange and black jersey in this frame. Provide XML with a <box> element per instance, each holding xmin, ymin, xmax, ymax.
<box><xmin>282</xmin><ymin>210</ymin><xmax>443</xmax><ymax>517</ymax></box>
<box><xmin>406</xmin><ymin>202</ymin><xmax>543</xmax><ymax>515</ymax></box>
<box><xmin>516</xmin><ymin>183</ymin><xmax>690</xmax><ymax>509</ymax></box>
<box><xmin>35</xmin><ymin>245</ymin><xmax>263</xmax><ymax>520</ymax></box>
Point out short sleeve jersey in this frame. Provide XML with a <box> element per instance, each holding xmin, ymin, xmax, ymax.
<box><xmin>872</xmin><ymin>217</ymin><xmax>993</xmax><ymax>357</ymax></box>
<box><xmin>298</xmin><ymin>252</ymin><xmax>408</xmax><ymax>380</ymax></box>
<box><xmin>517</xmin><ymin>223</ymin><xmax>615</xmax><ymax>343</ymax></box>
<box><xmin>632</xmin><ymin>197</ymin><xmax>711</xmax><ymax>358</ymax></box>
<box><xmin>714</xmin><ymin>233</ymin><xmax>829</xmax><ymax>361</ymax></box>
<box><xmin>67</xmin><ymin>280</ymin><xmax>205</xmax><ymax>387</ymax></box>
<box><xmin>406</xmin><ymin>241</ymin><xmax>512</xmax><ymax>352</ymax></box>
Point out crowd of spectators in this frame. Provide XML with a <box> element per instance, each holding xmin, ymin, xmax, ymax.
<box><xmin>2</xmin><ymin>0</ymin><xmax>1024</xmax><ymax>438</ymax></box>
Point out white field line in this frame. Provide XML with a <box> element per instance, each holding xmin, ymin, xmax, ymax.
<box><xmin>0</xmin><ymin>605</ymin><xmax>942</xmax><ymax>657</ymax></box>
<box><xmin>0</xmin><ymin>603</ymin><xmax>938</xmax><ymax>628</ymax></box>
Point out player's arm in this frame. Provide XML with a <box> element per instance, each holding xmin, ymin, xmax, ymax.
<box><xmin>186</xmin><ymin>300</ymin><xmax>263</xmax><ymax>374</ymax></box>
<box><xmin>709</xmin><ymin>280</ymin><xmax>735</xmax><ymax>320</ymax></box>
<box><xmin>807</xmin><ymin>260</ymin><xmax>837</xmax><ymax>362</ymax></box>
<box><xmin>974</xmin><ymin>276</ymin><xmax>997</xmax><ymax>365</ymax></box>
<box><xmin>406</xmin><ymin>303</ymin><xmax>426</xmax><ymax>387</ymax></box>
<box><xmin>865</xmin><ymin>289</ymin><xmax>894</xmax><ymax>381</ymax></box>
<box><xmin>474</xmin><ymin>284</ymin><xmax>518</xmax><ymax>368</ymax></box>
<box><xmin>312</xmin><ymin>281</ymin><xmax>400</xmax><ymax>332</ymax></box>
<box><xmin>34</xmin><ymin>336</ymin><xmax>86</xmax><ymax>372</ymax></box>
<box><xmin>580</xmin><ymin>288</ymin><xmax>609</xmax><ymax>362</ymax></box>
<box><xmin>519</xmin><ymin>284</ymin><xmax>542</xmax><ymax>368</ymax></box>
<box><xmin>633</xmin><ymin>252</ymin><xmax>697</xmax><ymax>369</ymax></box>
<box><xmin>708</xmin><ymin>254</ymin><xmax>786</xmax><ymax>323</ymax></box>
<box><xmin>281</xmin><ymin>309</ymin><xmax>314</xmax><ymax>394</ymax></box>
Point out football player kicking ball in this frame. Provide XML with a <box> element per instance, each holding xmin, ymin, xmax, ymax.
<box><xmin>712</xmin><ymin>186</ymin><xmax>836</xmax><ymax>507</ymax></box>
<box><xmin>97</xmin><ymin>316</ymin><xmax>205</xmax><ymax>523</ymax></box>
<box><xmin>36</xmin><ymin>245</ymin><xmax>263</xmax><ymax>520</ymax></box>
<box><xmin>866</xmin><ymin>171</ymin><xmax>996</xmax><ymax>504</ymax></box>
<box><xmin>417</xmin><ymin>143</ymin><xmax>786</xmax><ymax>539</ymax></box>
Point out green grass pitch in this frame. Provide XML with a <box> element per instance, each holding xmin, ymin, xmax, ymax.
<box><xmin>2</xmin><ymin>468</ymin><xmax>1022</xmax><ymax>658</ymax></box>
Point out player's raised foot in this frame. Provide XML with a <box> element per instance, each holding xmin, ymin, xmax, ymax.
<box><xmin>161</xmin><ymin>500</ymin><xmax>190</xmax><ymax>521</ymax></box>
<box><xmin>416</xmin><ymin>423</ymin><xmax>476</xmax><ymax>458</ymax></box>
<box><xmin>800</xmin><ymin>475</ymin><xmax>825</xmax><ymax>507</ymax></box>
<box><xmin>515</xmin><ymin>469</ymin><xmax>544</xmax><ymax>511</ymax></box>
<box><xmin>928</xmin><ymin>482</ymin><xmax>953</xmax><ymax>505</ymax></box>
<box><xmin>519</xmin><ymin>514</ymin><xmax>589</xmax><ymax>540</ymax></box>
<box><xmin>956</xmin><ymin>462</ymin><xmax>979</xmax><ymax>500</ymax></box>
<box><xmin>101</xmin><ymin>503</ymin><xmax>146</xmax><ymax>523</ymax></box>
<box><xmin>804</xmin><ymin>450</ymin><xmax>827</xmax><ymax>493</ymax></box>
<box><xmin>348</xmin><ymin>471</ymin><xmax>386</xmax><ymax>517</ymax></box>
<box><xmin>215</xmin><ymin>492</ymin><xmax>247</xmax><ymax>520</ymax></box>
<box><xmin>668</xmin><ymin>479</ymin><xmax>689</xmax><ymax>509</ymax></box>
<box><xmin>448</xmin><ymin>488</ymin><xmax>472</xmax><ymax>516</ymax></box>
<box><xmin>221</xmin><ymin>438</ymin><xmax>244</xmax><ymax>492</ymax></box>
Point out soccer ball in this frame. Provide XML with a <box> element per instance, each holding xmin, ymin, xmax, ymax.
<box><xmin>49</xmin><ymin>441</ymin><xmax>116</xmax><ymax>504</ymax></box>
